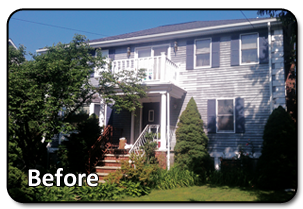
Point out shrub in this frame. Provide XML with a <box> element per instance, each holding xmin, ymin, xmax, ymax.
<box><xmin>174</xmin><ymin>97</ymin><xmax>211</xmax><ymax>175</ymax></box>
<box><xmin>257</xmin><ymin>106</ymin><xmax>297</xmax><ymax>190</ymax></box>
<box><xmin>154</xmin><ymin>166</ymin><xmax>198</xmax><ymax>190</ymax></box>
<box><xmin>57</xmin><ymin>113</ymin><xmax>101</xmax><ymax>174</ymax></box>
<box><xmin>7</xmin><ymin>166</ymin><xmax>35</xmax><ymax>202</ymax></box>
<box><xmin>105</xmin><ymin>153</ymin><xmax>160</xmax><ymax>196</ymax></box>
<box><xmin>35</xmin><ymin>186</ymin><xmax>77</xmax><ymax>202</ymax></box>
<box><xmin>207</xmin><ymin>167</ymin><xmax>255</xmax><ymax>188</ymax></box>
<box><xmin>76</xmin><ymin>182</ymin><xmax>124</xmax><ymax>201</ymax></box>
<box><xmin>119</xmin><ymin>180</ymin><xmax>150</xmax><ymax>197</ymax></box>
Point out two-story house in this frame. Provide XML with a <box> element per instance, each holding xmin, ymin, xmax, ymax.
<box><xmin>39</xmin><ymin>17</ymin><xmax>286</xmax><ymax>169</ymax></box>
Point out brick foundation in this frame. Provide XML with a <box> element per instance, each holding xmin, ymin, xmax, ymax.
<box><xmin>155</xmin><ymin>151</ymin><xmax>167</xmax><ymax>169</ymax></box>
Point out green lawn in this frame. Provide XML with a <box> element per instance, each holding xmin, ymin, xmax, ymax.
<box><xmin>119</xmin><ymin>185</ymin><xmax>295</xmax><ymax>202</ymax></box>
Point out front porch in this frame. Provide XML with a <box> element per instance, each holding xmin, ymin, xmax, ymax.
<box><xmin>104</xmin><ymin>83</ymin><xmax>186</xmax><ymax>152</ymax></box>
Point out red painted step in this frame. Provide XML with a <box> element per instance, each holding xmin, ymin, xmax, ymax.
<box><xmin>95</xmin><ymin>149</ymin><xmax>130</xmax><ymax>183</ymax></box>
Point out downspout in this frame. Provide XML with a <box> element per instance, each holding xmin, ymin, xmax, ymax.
<box><xmin>167</xmin><ymin>92</ymin><xmax>170</xmax><ymax>170</ymax></box>
<box><xmin>268</xmin><ymin>22</ymin><xmax>273</xmax><ymax>113</ymax></box>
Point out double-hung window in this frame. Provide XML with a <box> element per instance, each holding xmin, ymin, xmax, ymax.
<box><xmin>195</xmin><ymin>38</ymin><xmax>211</xmax><ymax>68</ymax></box>
<box><xmin>217</xmin><ymin>99</ymin><xmax>234</xmax><ymax>132</ymax></box>
<box><xmin>240</xmin><ymin>33</ymin><xmax>258</xmax><ymax>64</ymax></box>
<box><xmin>135</xmin><ymin>44</ymin><xmax>170</xmax><ymax>58</ymax></box>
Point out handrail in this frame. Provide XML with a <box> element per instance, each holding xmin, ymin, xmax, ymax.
<box><xmin>129</xmin><ymin>124</ymin><xmax>160</xmax><ymax>156</ymax></box>
<box><xmin>86</xmin><ymin>125</ymin><xmax>113</xmax><ymax>174</ymax></box>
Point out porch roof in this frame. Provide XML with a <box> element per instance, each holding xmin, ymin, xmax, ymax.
<box><xmin>143</xmin><ymin>82</ymin><xmax>186</xmax><ymax>99</ymax></box>
<box><xmin>112</xmin><ymin>81</ymin><xmax>186</xmax><ymax>99</ymax></box>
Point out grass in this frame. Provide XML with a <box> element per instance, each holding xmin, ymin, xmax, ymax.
<box><xmin>119</xmin><ymin>185</ymin><xmax>296</xmax><ymax>202</ymax></box>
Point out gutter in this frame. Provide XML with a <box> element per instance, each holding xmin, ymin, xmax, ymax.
<box><xmin>36</xmin><ymin>19</ymin><xmax>280</xmax><ymax>53</ymax></box>
<box><xmin>88</xmin><ymin>18</ymin><xmax>280</xmax><ymax>48</ymax></box>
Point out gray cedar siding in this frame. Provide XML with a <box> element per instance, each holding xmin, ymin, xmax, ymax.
<box><xmin>102</xmin><ymin>29</ymin><xmax>272</xmax><ymax>157</ymax></box>
<box><xmin>176</xmin><ymin>34</ymin><xmax>271</xmax><ymax>157</ymax></box>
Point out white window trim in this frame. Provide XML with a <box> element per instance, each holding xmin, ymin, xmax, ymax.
<box><xmin>216</xmin><ymin>98</ymin><xmax>235</xmax><ymax>133</ymax></box>
<box><xmin>194</xmin><ymin>38</ymin><xmax>212</xmax><ymax>69</ymax></box>
<box><xmin>240</xmin><ymin>32</ymin><xmax>259</xmax><ymax>65</ymax></box>
<box><xmin>134</xmin><ymin>44</ymin><xmax>171</xmax><ymax>60</ymax></box>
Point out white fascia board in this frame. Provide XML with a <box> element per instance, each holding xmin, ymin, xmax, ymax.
<box><xmin>89</xmin><ymin>19</ymin><xmax>280</xmax><ymax>48</ymax></box>
<box><xmin>36</xmin><ymin>19</ymin><xmax>280</xmax><ymax>53</ymax></box>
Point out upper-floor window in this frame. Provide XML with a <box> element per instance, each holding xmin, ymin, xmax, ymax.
<box><xmin>135</xmin><ymin>44</ymin><xmax>170</xmax><ymax>59</ymax></box>
<box><xmin>240</xmin><ymin>33</ymin><xmax>259</xmax><ymax>64</ymax></box>
<box><xmin>195</xmin><ymin>38</ymin><xmax>211</xmax><ymax>68</ymax></box>
<box><xmin>138</xmin><ymin>48</ymin><xmax>151</xmax><ymax>58</ymax></box>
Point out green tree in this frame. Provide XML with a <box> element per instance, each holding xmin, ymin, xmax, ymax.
<box><xmin>257</xmin><ymin>106</ymin><xmax>297</xmax><ymax>190</ymax></box>
<box><xmin>57</xmin><ymin>113</ymin><xmax>101</xmax><ymax>174</ymax></box>
<box><xmin>8</xmin><ymin>34</ymin><xmax>147</xmax><ymax>171</ymax></box>
<box><xmin>174</xmin><ymin>97</ymin><xmax>210</xmax><ymax>175</ymax></box>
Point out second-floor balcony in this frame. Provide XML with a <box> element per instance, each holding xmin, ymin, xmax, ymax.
<box><xmin>111</xmin><ymin>52</ymin><xmax>179</xmax><ymax>84</ymax></box>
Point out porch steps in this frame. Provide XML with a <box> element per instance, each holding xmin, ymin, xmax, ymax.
<box><xmin>95</xmin><ymin>149</ymin><xmax>130</xmax><ymax>183</ymax></box>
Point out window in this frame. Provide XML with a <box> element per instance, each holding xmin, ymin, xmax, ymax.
<box><xmin>76</xmin><ymin>105</ymin><xmax>90</xmax><ymax>115</ymax></box>
<box><xmin>195</xmin><ymin>38</ymin><xmax>211</xmax><ymax>67</ymax></box>
<box><xmin>94</xmin><ymin>104</ymin><xmax>100</xmax><ymax>118</ymax></box>
<box><xmin>138</xmin><ymin>48</ymin><xmax>151</xmax><ymax>58</ymax></box>
<box><xmin>241</xmin><ymin>33</ymin><xmax>258</xmax><ymax>64</ymax></box>
<box><xmin>217</xmin><ymin>99</ymin><xmax>234</xmax><ymax>132</ymax></box>
<box><xmin>135</xmin><ymin>44</ymin><xmax>170</xmax><ymax>59</ymax></box>
<box><xmin>153</xmin><ymin>46</ymin><xmax>168</xmax><ymax>56</ymax></box>
<box><xmin>148</xmin><ymin>110</ymin><xmax>154</xmax><ymax>122</ymax></box>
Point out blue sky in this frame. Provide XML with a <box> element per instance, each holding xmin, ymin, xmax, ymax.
<box><xmin>8</xmin><ymin>10</ymin><xmax>270</xmax><ymax>60</ymax></box>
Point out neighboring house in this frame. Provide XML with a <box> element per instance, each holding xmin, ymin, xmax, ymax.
<box><xmin>9</xmin><ymin>38</ymin><xmax>18</xmax><ymax>50</ymax></box>
<box><xmin>38</xmin><ymin>17</ymin><xmax>286</xmax><ymax>169</ymax></box>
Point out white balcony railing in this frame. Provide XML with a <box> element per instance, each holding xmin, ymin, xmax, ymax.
<box><xmin>111</xmin><ymin>53</ymin><xmax>179</xmax><ymax>84</ymax></box>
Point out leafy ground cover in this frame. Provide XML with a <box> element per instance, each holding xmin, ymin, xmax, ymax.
<box><xmin>120</xmin><ymin>185</ymin><xmax>295</xmax><ymax>202</ymax></box>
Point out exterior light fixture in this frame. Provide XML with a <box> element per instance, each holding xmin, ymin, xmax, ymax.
<box><xmin>174</xmin><ymin>41</ymin><xmax>178</xmax><ymax>52</ymax></box>
<box><xmin>127</xmin><ymin>47</ymin><xmax>131</xmax><ymax>58</ymax></box>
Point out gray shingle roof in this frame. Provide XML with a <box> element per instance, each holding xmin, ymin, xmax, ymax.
<box><xmin>89</xmin><ymin>18</ymin><xmax>271</xmax><ymax>43</ymax></box>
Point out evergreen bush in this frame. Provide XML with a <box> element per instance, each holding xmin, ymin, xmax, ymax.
<box><xmin>257</xmin><ymin>106</ymin><xmax>297</xmax><ymax>190</ymax></box>
<box><xmin>57</xmin><ymin>113</ymin><xmax>101</xmax><ymax>174</ymax></box>
<box><xmin>174</xmin><ymin>97</ymin><xmax>211</xmax><ymax>176</ymax></box>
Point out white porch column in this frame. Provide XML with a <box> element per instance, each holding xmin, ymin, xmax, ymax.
<box><xmin>160</xmin><ymin>52</ymin><xmax>166</xmax><ymax>81</ymax></box>
<box><xmin>167</xmin><ymin>92</ymin><xmax>170</xmax><ymax>170</ymax></box>
<box><xmin>99</xmin><ymin>98</ymin><xmax>106</xmax><ymax>127</ymax></box>
<box><xmin>159</xmin><ymin>92</ymin><xmax>167</xmax><ymax>150</ymax></box>
<box><xmin>130</xmin><ymin>111</ymin><xmax>135</xmax><ymax>144</ymax></box>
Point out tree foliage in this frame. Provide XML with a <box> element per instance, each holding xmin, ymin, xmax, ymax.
<box><xmin>57</xmin><ymin>113</ymin><xmax>101</xmax><ymax>174</ymax></box>
<box><xmin>174</xmin><ymin>97</ymin><xmax>211</xmax><ymax>175</ymax></box>
<box><xmin>99</xmin><ymin>68</ymin><xmax>147</xmax><ymax>113</ymax></box>
<box><xmin>8</xmin><ymin>34</ymin><xmax>147</xmax><ymax>171</ymax></box>
<box><xmin>258</xmin><ymin>10</ymin><xmax>297</xmax><ymax>121</ymax></box>
<box><xmin>257</xmin><ymin>106</ymin><xmax>297</xmax><ymax>190</ymax></box>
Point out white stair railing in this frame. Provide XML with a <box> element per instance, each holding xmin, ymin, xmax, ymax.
<box><xmin>129</xmin><ymin>124</ymin><xmax>160</xmax><ymax>156</ymax></box>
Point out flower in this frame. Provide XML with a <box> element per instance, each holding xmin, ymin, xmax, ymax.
<box><xmin>246</xmin><ymin>143</ymin><xmax>249</xmax><ymax>146</ymax></box>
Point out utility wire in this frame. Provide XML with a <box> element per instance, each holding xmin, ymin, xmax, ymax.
<box><xmin>240</xmin><ymin>10</ymin><xmax>256</xmax><ymax>29</ymax></box>
<box><xmin>11</xmin><ymin>17</ymin><xmax>109</xmax><ymax>37</ymax></box>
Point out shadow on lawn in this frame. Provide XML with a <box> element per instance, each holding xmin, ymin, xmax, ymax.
<box><xmin>207</xmin><ymin>184</ymin><xmax>296</xmax><ymax>202</ymax></box>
